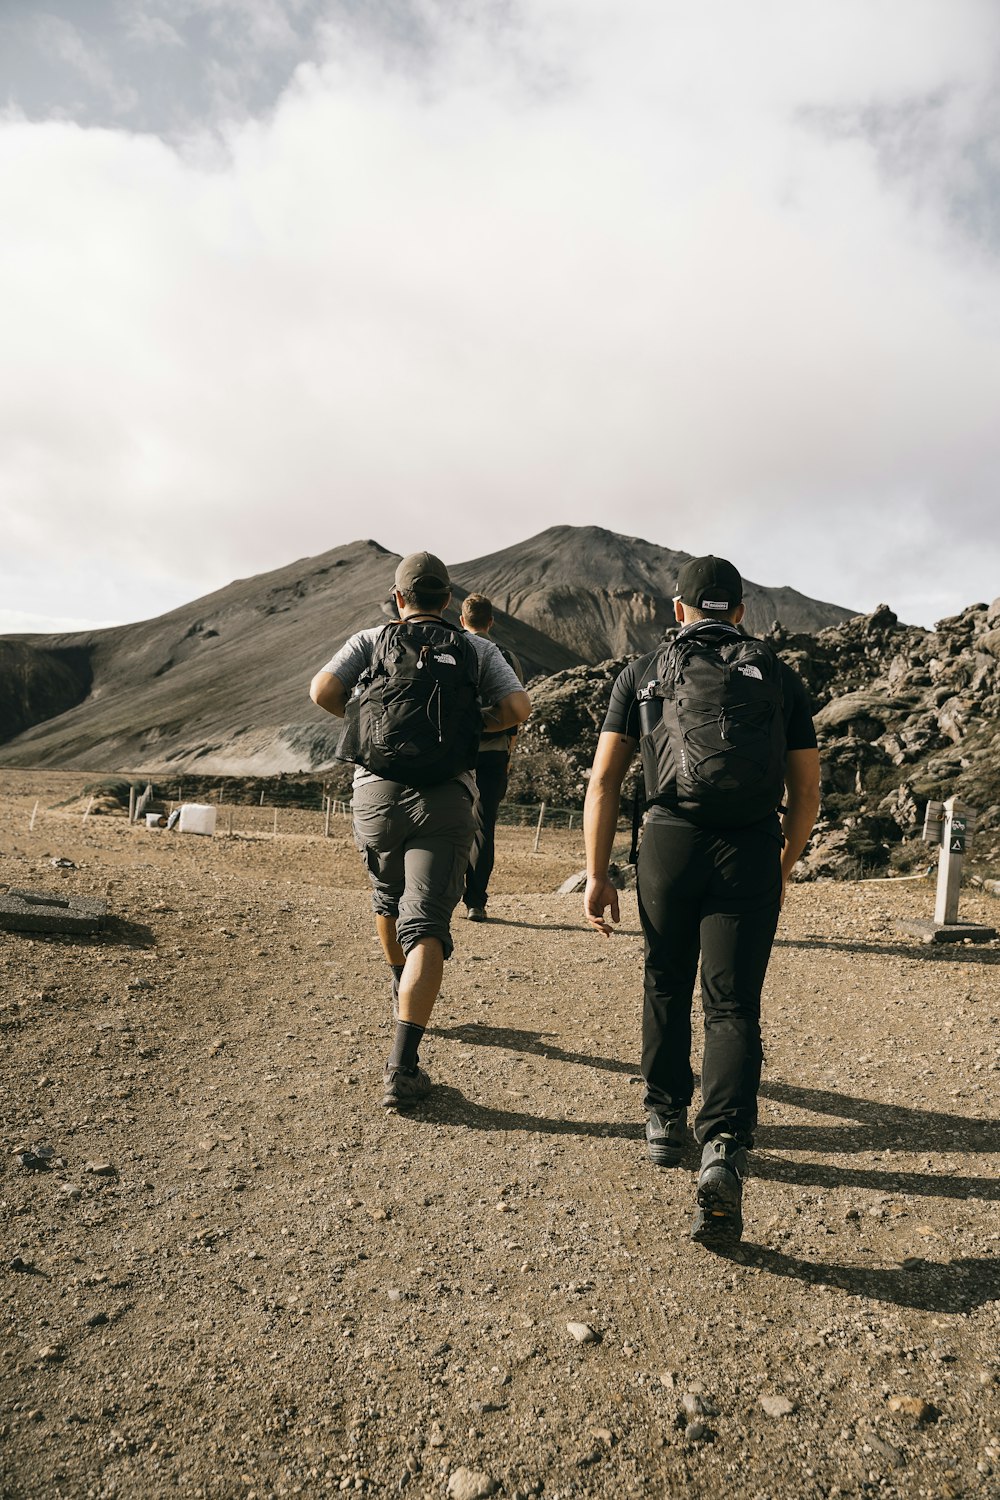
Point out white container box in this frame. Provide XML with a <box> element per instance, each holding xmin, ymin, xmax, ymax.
<box><xmin>177</xmin><ymin>803</ymin><xmax>217</xmax><ymax>837</ymax></box>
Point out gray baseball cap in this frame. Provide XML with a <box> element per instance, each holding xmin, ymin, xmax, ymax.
<box><xmin>394</xmin><ymin>551</ymin><xmax>451</xmax><ymax>592</ymax></box>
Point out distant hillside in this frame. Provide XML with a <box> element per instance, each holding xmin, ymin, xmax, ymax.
<box><xmin>0</xmin><ymin>539</ymin><xmax>577</xmax><ymax>773</ymax></box>
<box><xmin>0</xmin><ymin>526</ymin><xmax>855</xmax><ymax>773</ymax></box>
<box><xmin>456</xmin><ymin>525</ymin><xmax>855</xmax><ymax>661</ymax></box>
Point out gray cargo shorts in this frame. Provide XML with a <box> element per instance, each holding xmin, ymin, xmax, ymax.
<box><xmin>352</xmin><ymin>778</ymin><xmax>477</xmax><ymax>960</ymax></box>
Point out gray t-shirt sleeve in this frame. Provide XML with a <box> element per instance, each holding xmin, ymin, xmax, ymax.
<box><xmin>321</xmin><ymin>627</ymin><xmax>380</xmax><ymax>692</ymax></box>
<box><xmin>472</xmin><ymin>636</ymin><xmax>525</xmax><ymax>703</ymax></box>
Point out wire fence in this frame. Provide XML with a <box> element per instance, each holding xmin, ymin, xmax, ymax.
<box><xmin>22</xmin><ymin>790</ymin><xmax>628</xmax><ymax>848</ymax></box>
<box><xmin>496</xmin><ymin>802</ymin><xmax>584</xmax><ymax>832</ymax></box>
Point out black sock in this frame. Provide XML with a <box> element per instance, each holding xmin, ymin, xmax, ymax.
<box><xmin>391</xmin><ymin>965</ymin><xmax>404</xmax><ymax>1001</ymax></box>
<box><xmin>388</xmin><ymin>1020</ymin><xmax>424</xmax><ymax>1073</ymax></box>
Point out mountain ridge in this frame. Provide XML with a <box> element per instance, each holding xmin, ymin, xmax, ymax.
<box><xmin>0</xmin><ymin>526</ymin><xmax>856</xmax><ymax>772</ymax></box>
<box><xmin>456</xmin><ymin>525</ymin><xmax>855</xmax><ymax>659</ymax></box>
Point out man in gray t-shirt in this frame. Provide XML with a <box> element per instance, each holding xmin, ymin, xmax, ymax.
<box><xmin>310</xmin><ymin>550</ymin><xmax>530</xmax><ymax>1111</ymax></box>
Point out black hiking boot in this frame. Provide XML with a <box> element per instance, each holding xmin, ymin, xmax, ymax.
<box><xmin>645</xmin><ymin>1109</ymin><xmax>687</xmax><ymax>1167</ymax></box>
<box><xmin>691</xmin><ymin>1134</ymin><xmax>748</xmax><ymax>1247</ymax></box>
<box><xmin>382</xmin><ymin>1065</ymin><xmax>432</xmax><ymax>1110</ymax></box>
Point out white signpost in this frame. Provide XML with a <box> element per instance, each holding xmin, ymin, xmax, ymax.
<box><xmin>902</xmin><ymin>796</ymin><xmax>996</xmax><ymax>943</ymax></box>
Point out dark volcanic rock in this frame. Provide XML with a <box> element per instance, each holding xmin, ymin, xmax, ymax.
<box><xmin>517</xmin><ymin>600</ymin><xmax>1000</xmax><ymax>881</ymax></box>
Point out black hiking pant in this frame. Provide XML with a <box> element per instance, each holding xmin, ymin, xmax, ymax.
<box><xmin>637</xmin><ymin>810</ymin><xmax>782</xmax><ymax>1147</ymax></box>
<box><xmin>464</xmin><ymin>752</ymin><xmax>508</xmax><ymax>909</ymax></box>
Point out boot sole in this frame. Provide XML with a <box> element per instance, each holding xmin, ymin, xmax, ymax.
<box><xmin>691</xmin><ymin>1174</ymin><xmax>743</xmax><ymax>1244</ymax></box>
<box><xmin>647</xmin><ymin>1142</ymin><xmax>685</xmax><ymax>1167</ymax></box>
<box><xmin>690</xmin><ymin>1204</ymin><xmax>743</xmax><ymax>1245</ymax></box>
<box><xmin>382</xmin><ymin>1088</ymin><xmax>431</xmax><ymax>1110</ymax></box>
<box><xmin>382</xmin><ymin>1072</ymin><xmax>432</xmax><ymax>1110</ymax></box>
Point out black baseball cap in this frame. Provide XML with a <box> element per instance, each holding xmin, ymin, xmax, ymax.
<box><xmin>674</xmin><ymin>555</ymin><xmax>743</xmax><ymax>612</ymax></box>
<box><xmin>394</xmin><ymin>551</ymin><xmax>451</xmax><ymax>593</ymax></box>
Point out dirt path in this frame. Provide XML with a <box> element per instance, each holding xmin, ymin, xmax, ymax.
<box><xmin>2</xmin><ymin>774</ymin><xmax>999</xmax><ymax>1499</ymax></box>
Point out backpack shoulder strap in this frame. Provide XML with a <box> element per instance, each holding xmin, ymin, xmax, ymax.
<box><xmin>628</xmin><ymin>788</ymin><xmax>644</xmax><ymax>865</ymax></box>
<box><xmin>636</xmin><ymin>639</ymin><xmax>682</xmax><ymax>702</ymax></box>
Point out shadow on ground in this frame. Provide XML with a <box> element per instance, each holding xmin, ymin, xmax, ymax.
<box><xmin>434</xmin><ymin>1021</ymin><xmax>638</xmax><ymax>1075</ymax></box>
<box><xmin>415</xmin><ymin>1082</ymin><xmax>640</xmax><ymax>1141</ymax></box>
<box><xmin>431</xmin><ymin>1025</ymin><xmax>999</xmax><ymax>1199</ymax></box>
<box><xmin>721</xmin><ymin>1244</ymin><xmax>1000</xmax><ymax>1314</ymax></box>
<box><xmin>481</xmin><ymin>918</ymin><xmax>641</xmax><ymax>936</ymax></box>
<box><xmin>774</xmin><ymin>935</ymin><xmax>1000</xmax><ymax>965</ymax></box>
<box><xmin>7</xmin><ymin>916</ymin><xmax>157</xmax><ymax>950</ymax></box>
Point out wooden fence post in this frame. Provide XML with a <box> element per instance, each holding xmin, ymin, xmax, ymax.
<box><xmin>533</xmin><ymin>802</ymin><xmax>547</xmax><ymax>853</ymax></box>
<box><xmin>324</xmin><ymin>798</ymin><xmax>332</xmax><ymax>838</ymax></box>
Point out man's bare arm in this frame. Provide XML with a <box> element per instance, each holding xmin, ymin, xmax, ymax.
<box><xmin>309</xmin><ymin>671</ymin><xmax>349</xmax><ymax>718</ymax></box>
<box><xmin>780</xmin><ymin>747</ymin><xmax>821</xmax><ymax>898</ymax></box>
<box><xmin>583</xmin><ymin>731</ymin><xmax>637</xmax><ymax>937</ymax></box>
<box><xmin>482</xmin><ymin>689</ymin><xmax>531</xmax><ymax>733</ymax></box>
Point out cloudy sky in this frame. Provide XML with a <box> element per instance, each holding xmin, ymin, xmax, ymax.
<box><xmin>2</xmin><ymin>0</ymin><xmax>999</xmax><ymax>634</ymax></box>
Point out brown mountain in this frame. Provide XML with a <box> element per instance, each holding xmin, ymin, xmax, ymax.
<box><xmin>0</xmin><ymin>539</ymin><xmax>576</xmax><ymax>773</ymax></box>
<box><xmin>456</xmin><ymin>525</ymin><xmax>855</xmax><ymax>661</ymax></box>
<box><xmin>0</xmin><ymin>527</ymin><xmax>855</xmax><ymax>773</ymax></box>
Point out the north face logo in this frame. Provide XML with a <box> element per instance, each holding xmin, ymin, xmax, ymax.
<box><xmin>738</xmin><ymin>664</ymin><xmax>763</xmax><ymax>680</ymax></box>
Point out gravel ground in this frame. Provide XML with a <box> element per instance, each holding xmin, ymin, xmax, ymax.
<box><xmin>1</xmin><ymin>772</ymin><xmax>999</xmax><ymax>1500</ymax></box>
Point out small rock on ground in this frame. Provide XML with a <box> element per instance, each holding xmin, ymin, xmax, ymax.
<box><xmin>446</xmin><ymin>1467</ymin><xmax>497</xmax><ymax>1500</ymax></box>
<box><xmin>566</xmin><ymin>1321</ymin><xmax>599</xmax><ymax>1344</ymax></box>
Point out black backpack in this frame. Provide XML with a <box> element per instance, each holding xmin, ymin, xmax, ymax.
<box><xmin>635</xmin><ymin>626</ymin><xmax>786</xmax><ymax>828</ymax></box>
<box><xmin>336</xmin><ymin>617</ymin><xmax>481</xmax><ymax>787</ymax></box>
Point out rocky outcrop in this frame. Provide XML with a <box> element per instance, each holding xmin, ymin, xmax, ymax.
<box><xmin>515</xmin><ymin>600</ymin><xmax>1000</xmax><ymax>880</ymax></box>
<box><xmin>776</xmin><ymin>600</ymin><xmax>1000</xmax><ymax>878</ymax></box>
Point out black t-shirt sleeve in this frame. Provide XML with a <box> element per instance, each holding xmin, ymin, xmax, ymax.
<box><xmin>600</xmin><ymin>660</ymin><xmax>642</xmax><ymax>740</ymax></box>
<box><xmin>780</xmin><ymin>661</ymin><xmax>818</xmax><ymax>751</ymax></box>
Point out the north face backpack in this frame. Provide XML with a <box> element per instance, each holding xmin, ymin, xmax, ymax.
<box><xmin>336</xmin><ymin>617</ymin><xmax>481</xmax><ymax>787</ymax></box>
<box><xmin>635</xmin><ymin>626</ymin><xmax>786</xmax><ymax>827</ymax></box>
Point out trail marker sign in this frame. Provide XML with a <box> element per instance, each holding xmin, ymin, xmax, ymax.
<box><xmin>902</xmin><ymin>795</ymin><xmax>995</xmax><ymax>943</ymax></box>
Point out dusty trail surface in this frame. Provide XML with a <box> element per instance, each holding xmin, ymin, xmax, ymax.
<box><xmin>1</xmin><ymin>772</ymin><xmax>999</xmax><ymax>1499</ymax></box>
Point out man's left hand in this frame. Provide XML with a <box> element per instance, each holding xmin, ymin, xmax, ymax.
<box><xmin>584</xmin><ymin>876</ymin><xmax>620</xmax><ymax>937</ymax></box>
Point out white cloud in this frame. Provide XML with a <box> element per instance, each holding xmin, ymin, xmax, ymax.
<box><xmin>0</xmin><ymin>608</ymin><xmax>121</xmax><ymax>636</ymax></box>
<box><xmin>32</xmin><ymin>12</ymin><xmax>138</xmax><ymax>116</ymax></box>
<box><xmin>2</xmin><ymin>0</ymin><xmax>999</xmax><ymax>630</ymax></box>
<box><xmin>118</xmin><ymin>6</ymin><xmax>185</xmax><ymax>51</ymax></box>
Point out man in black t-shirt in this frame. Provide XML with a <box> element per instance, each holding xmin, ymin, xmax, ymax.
<box><xmin>582</xmin><ymin>556</ymin><xmax>820</xmax><ymax>1247</ymax></box>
